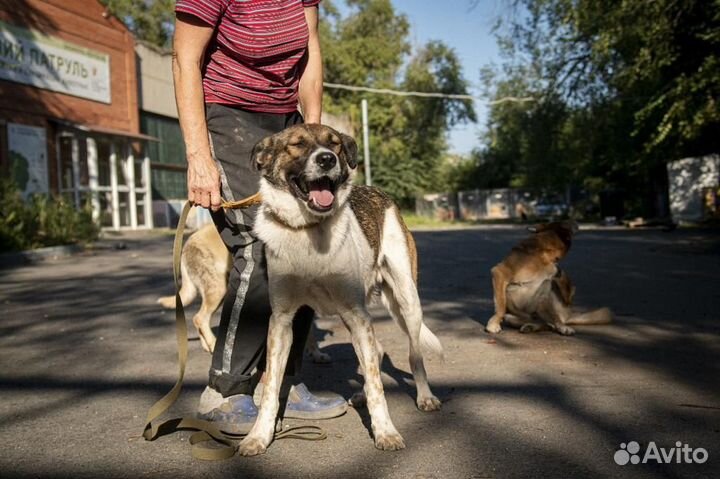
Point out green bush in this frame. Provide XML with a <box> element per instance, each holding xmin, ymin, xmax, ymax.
<box><xmin>0</xmin><ymin>180</ymin><xmax>99</xmax><ymax>252</ymax></box>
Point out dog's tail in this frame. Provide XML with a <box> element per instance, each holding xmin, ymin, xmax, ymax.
<box><xmin>566</xmin><ymin>307</ymin><xmax>614</xmax><ymax>325</ymax></box>
<box><xmin>419</xmin><ymin>323</ymin><xmax>444</xmax><ymax>360</ymax></box>
<box><xmin>157</xmin><ymin>295</ymin><xmax>176</xmax><ymax>309</ymax></box>
<box><xmin>157</xmin><ymin>261</ymin><xmax>198</xmax><ymax>309</ymax></box>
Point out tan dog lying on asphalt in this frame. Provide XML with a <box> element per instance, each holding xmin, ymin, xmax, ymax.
<box><xmin>239</xmin><ymin>124</ymin><xmax>443</xmax><ymax>455</ymax></box>
<box><xmin>485</xmin><ymin>221</ymin><xmax>613</xmax><ymax>336</ymax></box>
<box><xmin>157</xmin><ymin>223</ymin><xmax>330</xmax><ymax>363</ymax></box>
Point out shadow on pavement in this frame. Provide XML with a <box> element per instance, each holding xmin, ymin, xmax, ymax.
<box><xmin>0</xmin><ymin>228</ymin><xmax>718</xmax><ymax>477</ymax></box>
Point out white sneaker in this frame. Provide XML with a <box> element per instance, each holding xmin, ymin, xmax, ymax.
<box><xmin>197</xmin><ymin>385</ymin><xmax>225</xmax><ymax>415</ymax></box>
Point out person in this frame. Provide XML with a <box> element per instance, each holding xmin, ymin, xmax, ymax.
<box><xmin>173</xmin><ymin>0</ymin><xmax>347</xmax><ymax>433</ymax></box>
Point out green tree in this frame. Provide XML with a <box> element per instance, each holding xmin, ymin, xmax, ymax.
<box><xmin>515</xmin><ymin>0</ymin><xmax>720</xmax><ymax>158</ymax></box>
<box><xmin>100</xmin><ymin>0</ymin><xmax>175</xmax><ymax>48</ymax></box>
<box><xmin>473</xmin><ymin>0</ymin><xmax>720</xmax><ymax>216</ymax></box>
<box><xmin>321</xmin><ymin>0</ymin><xmax>476</xmax><ymax>205</ymax></box>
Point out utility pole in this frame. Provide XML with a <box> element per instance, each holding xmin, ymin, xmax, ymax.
<box><xmin>361</xmin><ymin>98</ymin><xmax>371</xmax><ymax>186</ymax></box>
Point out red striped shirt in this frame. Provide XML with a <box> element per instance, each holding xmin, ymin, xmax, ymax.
<box><xmin>176</xmin><ymin>0</ymin><xmax>321</xmax><ymax>113</ymax></box>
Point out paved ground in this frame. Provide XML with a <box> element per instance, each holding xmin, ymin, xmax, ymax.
<box><xmin>1</xmin><ymin>226</ymin><xmax>719</xmax><ymax>478</ymax></box>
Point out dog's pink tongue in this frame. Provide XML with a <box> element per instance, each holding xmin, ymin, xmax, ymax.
<box><xmin>309</xmin><ymin>182</ymin><xmax>334</xmax><ymax>208</ymax></box>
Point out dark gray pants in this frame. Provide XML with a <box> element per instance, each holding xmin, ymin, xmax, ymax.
<box><xmin>205</xmin><ymin>103</ymin><xmax>313</xmax><ymax>397</ymax></box>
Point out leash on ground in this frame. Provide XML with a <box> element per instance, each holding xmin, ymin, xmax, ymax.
<box><xmin>141</xmin><ymin>194</ymin><xmax>327</xmax><ymax>461</ymax></box>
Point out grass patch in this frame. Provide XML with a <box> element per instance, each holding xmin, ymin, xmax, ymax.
<box><xmin>401</xmin><ymin>213</ymin><xmax>469</xmax><ymax>229</ymax></box>
<box><xmin>401</xmin><ymin>213</ymin><xmax>542</xmax><ymax>229</ymax></box>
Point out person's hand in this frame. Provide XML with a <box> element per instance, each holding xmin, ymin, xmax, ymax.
<box><xmin>187</xmin><ymin>157</ymin><xmax>221</xmax><ymax>211</ymax></box>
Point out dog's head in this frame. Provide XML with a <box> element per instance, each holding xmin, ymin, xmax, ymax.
<box><xmin>252</xmin><ymin>124</ymin><xmax>358</xmax><ymax>223</ymax></box>
<box><xmin>527</xmin><ymin>220</ymin><xmax>579</xmax><ymax>252</ymax></box>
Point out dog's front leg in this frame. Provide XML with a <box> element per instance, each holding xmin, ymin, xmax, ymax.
<box><xmin>348</xmin><ymin>334</ymin><xmax>384</xmax><ymax>409</ymax></box>
<box><xmin>238</xmin><ymin>311</ymin><xmax>294</xmax><ymax>456</ymax></box>
<box><xmin>342</xmin><ymin>308</ymin><xmax>405</xmax><ymax>451</ymax></box>
<box><xmin>486</xmin><ymin>265</ymin><xmax>510</xmax><ymax>334</ymax></box>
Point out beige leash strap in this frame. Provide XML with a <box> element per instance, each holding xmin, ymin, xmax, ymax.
<box><xmin>142</xmin><ymin>196</ymin><xmax>326</xmax><ymax>461</ymax></box>
<box><xmin>220</xmin><ymin>191</ymin><xmax>263</xmax><ymax>210</ymax></box>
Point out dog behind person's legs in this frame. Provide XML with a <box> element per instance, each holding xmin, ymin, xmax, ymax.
<box><xmin>305</xmin><ymin>319</ymin><xmax>332</xmax><ymax>363</ymax></box>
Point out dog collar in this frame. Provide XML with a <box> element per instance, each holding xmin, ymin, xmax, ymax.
<box><xmin>264</xmin><ymin>207</ymin><xmax>324</xmax><ymax>231</ymax></box>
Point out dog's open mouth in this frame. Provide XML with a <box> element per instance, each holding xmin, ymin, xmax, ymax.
<box><xmin>290</xmin><ymin>175</ymin><xmax>337</xmax><ymax>212</ymax></box>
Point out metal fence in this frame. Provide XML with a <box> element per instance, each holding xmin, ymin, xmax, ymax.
<box><xmin>415</xmin><ymin>193</ymin><xmax>460</xmax><ymax>221</ymax></box>
<box><xmin>416</xmin><ymin>188</ymin><xmax>538</xmax><ymax>221</ymax></box>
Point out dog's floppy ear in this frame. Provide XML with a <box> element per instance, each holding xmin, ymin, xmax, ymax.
<box><xmin>250</xmin><ymin>136</ymin><xmax>275</xmax><ymax>171</ymax></box>
<box><xmin>339</xmin><ymin>133</ymin><xmax>358</xmax><ymax>169</ymax></box>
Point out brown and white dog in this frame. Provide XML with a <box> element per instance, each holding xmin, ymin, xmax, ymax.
<box><xmin>238</xmin><ymin>124</ymin><xmax>443</xmax><ymax>455</ymax></box>
<box><xmin>157</xmin><ymin>224</ymin><xmax>331</xmax><ymax>363</ymax></box>
<box><xmin>485</xmin><ymin>221</ymin><xmax>613</xmax><ymax>336</ymax></box>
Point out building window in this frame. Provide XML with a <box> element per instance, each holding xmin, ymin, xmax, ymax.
<box><xmin>56</xmin><ymin>130</ymin><xmax>152</xmax><ymax>230</ymax></box>
<box><xmin>140</xmin><ymin>112</ymin><xmax>187</xmax><ymax>201</ymax></box>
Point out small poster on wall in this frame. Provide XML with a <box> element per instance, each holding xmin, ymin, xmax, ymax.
<box><xmin>8</xmin><ymin>123</ymin><xmax>49</xmax><ymax>198</ymax></box>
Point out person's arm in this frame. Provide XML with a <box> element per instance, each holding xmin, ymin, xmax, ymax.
<box><xmin>172</xmin><ymin>12</ymin><xmax>221</xmax><ymax>211</ymax></box>
<box><xmin>298</xmin><ymin>5</ymin><xmax>323</xmax><ymax>124</ymax></box>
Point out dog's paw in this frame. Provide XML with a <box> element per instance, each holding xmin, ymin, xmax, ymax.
<box><xmin>520</xmin><ymin>323</ymin><xmax>540</xmax><ymax>334</ymax></box>
<box><xmin>349</xmin><ymin>392</ymin><xmax>366</xmax><ymax>408</ymax></box>
<box><xmin>485</xmin><ymin>321</ymin><xmax>502</xmax><ymax>334</ymax></box>
<box><xmin>417</xmin><ymin>395</ymin><xmax>441</xmax><ymax>412</ymax></box>
<box><xmin>200</xmin><ymin>336</ymin><xmax>216</xmax><ymax>354</ymax></box>
<box><xmin>238</xmin><ymin>436</ymin><xmax>268</xmax><ymax>456</ymax></box>
<box><xmin>374</xmin><ymin>432</ymin><xmax>406</xmax><ymax>451</ymax></box>
<box><xmin>157</xmin><ymin>296</ymin><xmax>176</xmax><ymax>309</ymax></box>
<box><xmin>311</xmin><ymin>351</ymin><xmax>332</xmax><ymax>364</ymax></box>
<box><xmin>556</xmin><ymin>325</ymin><xmax>575</xmax><ymax>336</ymax></box>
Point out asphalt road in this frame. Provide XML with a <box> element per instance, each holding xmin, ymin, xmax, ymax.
<box><xmin>1</xmin><ymin>226</ymin><xmax>719</xmax><ymax>478</ymax></box>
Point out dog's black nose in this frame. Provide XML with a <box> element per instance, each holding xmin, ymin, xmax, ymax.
<box><xmin>316</xmin><ymin>152</ymin><xmax>337</xmax><ymax>170</ymax></box>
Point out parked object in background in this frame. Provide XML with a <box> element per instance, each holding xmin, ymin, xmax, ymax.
<box><xmin>415</xmin><ymin>192</ymin><xmax>459</xmax><ymax>221</ymax></box>
<box><xmin>624</xmin><ymin>217</ymin><xmax>677</xmax><ymax>231</ymax></box>
<box><xmin>603</xmin><ymin>216</ymin><xmax>619</xmax><ymax>226</ymax></box>
<box><xmin>532</xmin><ymin>195</ymin><xmax>569</xmax><ymax>219</ymax></box>
<box><xmin>418</xmin><ymin>189</ymin><xmax>576</xmax><ymax>223</ymax></box>
<box><xmin>667</xmin><ymin>154</ymin><xmax>720</xmax><ymax>224</ymax></box>
<box><xmin>703</xmin><ymin>187</ymin><xmax>720</xmax><ymax>221</ymax></box>
<box><xmin>456</xmin><ymin>188</ymin><xmax>536</xmax><ymax>221</ymax></box>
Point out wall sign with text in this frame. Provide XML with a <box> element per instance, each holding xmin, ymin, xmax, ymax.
<box><xmin>0</xmin><ymin>20</ymin><xmax>111</xmax><ymax>104</ymax></box>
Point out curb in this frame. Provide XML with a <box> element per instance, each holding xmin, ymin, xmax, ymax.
<box><xmin>0</xmin><ymin>243</ymin><xmax>85</xmax><ymax>268</ymax></box>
